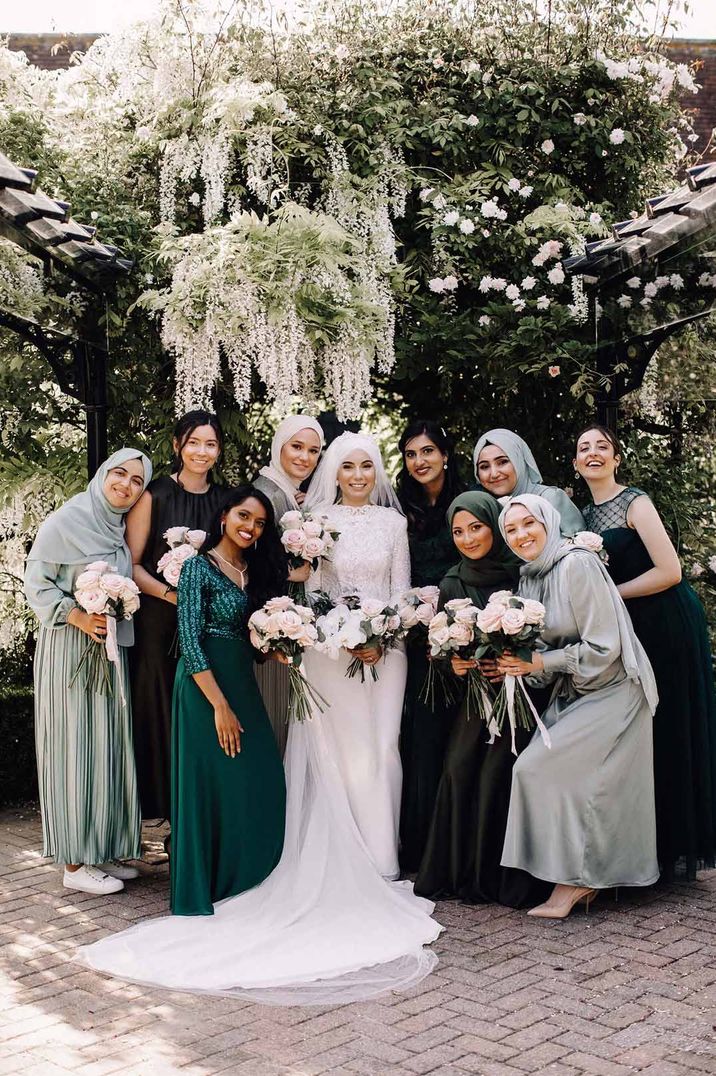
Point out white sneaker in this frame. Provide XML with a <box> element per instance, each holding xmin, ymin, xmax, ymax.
<box><xmin>98</xmin><ymin>859</ymin><xmax>140</xmax><ymax>881</ymax></box>
<box><xmin>63</xmin><ymin>865</ymin><xmax>124</xmax><ymax>894</ymax></box>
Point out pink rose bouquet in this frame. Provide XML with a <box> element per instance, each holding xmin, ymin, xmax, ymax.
<box><xmin>473</xmin><ymin>591</ymin><xmax>551</xmax><ymax>753</ymax></box>
<box><xmin>248</xmin><ymin>595</ymin><xmax>325</xmax><ymax>722</ymax></box>
<box><xmin>70</xmin><ymin>561</ymin><xmax>141</xmax><ymax>702</ymax></box>
<box><xmin>157</xmin><ymin>526</ymin><xmax>206</xmax><ymax>587</ymax></box>
<box><xmin>279</xmin><ymin>510</ymin><xmax>340</xmax><ymax>604</ymax></box>
<box><xmin>426</xmin><ymin>598</ymin><xmax>493</xmax><ymax>720</ymax></box>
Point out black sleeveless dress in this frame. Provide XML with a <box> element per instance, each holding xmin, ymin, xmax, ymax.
<box><xmin>584</xmin><ymin>487</ymin><xmax>716</xmax><ymax>880</ymax></box>
<box><xmin>130</xmin><ymin>476</ymin><xmax>226</xmax><ymax>819</ymax></box>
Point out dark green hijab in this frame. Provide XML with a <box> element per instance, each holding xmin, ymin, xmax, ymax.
<box><xmin>440</xmin><ymin>491</ymin><xmax>521</xmax><ymax>607</ymax></box>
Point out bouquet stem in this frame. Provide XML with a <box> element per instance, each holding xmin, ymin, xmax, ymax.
<box><xmin>346</xmin><ymin>656</ymin><xmax>379</xmax><ymax>682</ymax></box>
<box><xmin>419</xmin><ymin>659</ymin><xmax>456</xmax><ymax>709</ymax></box>
<box><xmin>464</xmin><ymin>669</ymin><xmax>494</xmax><ymax>722</ymax></box>
<box><xmin>492</xmin><ymin>674</ymin><xmax>552</xmax><ymax>755</ymax></box>
<box><xmin>69</xmin><ymin>639</ymin><xmax>114</xmax><ymax>697</ymax></box>
<box><xmin>288</xmin><ymin>580</ymin><xmax>309</xmax><ymax>607</ymax></box>
<box><xmin>287</xmin><ymin>664</ymin><xmax>329</xmax><ymax>722</ymax></box>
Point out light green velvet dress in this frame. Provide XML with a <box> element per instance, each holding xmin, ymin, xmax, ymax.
<box><xmin>24</xmin><ymin>558</ymin><xmax>141</xmax><ymax>865</ymax></box>
<box><xmin>501</xmin><ymin>549</ymin><xmax>659</xmax><ymax>889</ymax></box>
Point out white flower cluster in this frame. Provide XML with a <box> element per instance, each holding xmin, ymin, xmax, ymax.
<box><xmin>428</xmin><ymin>275</ymin><xmax>459</xmax><ymax>294</ymax></box>
<box><xmin>596</xmin><ymin>52</ymin><xmax>698</xmax><ymax>100</ymax></box>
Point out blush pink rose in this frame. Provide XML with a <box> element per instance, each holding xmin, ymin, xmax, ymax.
<box><xmin>101</xmin><ymin>573</ymin><xmax>126</xmax><ymax>600</ymax></box>
<box><xmin>520</xmin><ymin>598</ymin><xmax>545</xmax><ymax>625</ymax></box>
<box><xmin>303</xmin><ymin>520</ymin><xmax>323</xmax><ymax>537</ymax></box>
<box><xmin>86</xmin><ymin>560</ymin><xmax>110</xmax><ymax>574</ymax></box>
<box><xmin>449</xmin><ymin>621</ymin><xmax>473</xmax><ymax>646</ymax></box>
<box><xmin>265</xmin><ymin>595</ymin><xmax>294</xmax><ymax>612</ymax></box>
<box><xmin>163</xmin><ymin>527</ymin><xmax>188</xmax><ymax>547</ymax></box>
<box><xmin>476</xmin><ymin>604</ymin><xmax>505</xmax><ymax>633</ymax></box>
<box><xmin>186</xmin><ymin>529</ymin><xmax>206</xmax><ymax>549</ymax></box>
<box><xmin>78</xmin><ymin>587</ymin><xmax>108</xmax><ymax>614</ymax></box>
<box><xmin>303</xmin><ymin>537</ymin><xmax>325</xmax><ymax>560</ymax></box>
<box><xmin>282</xmin><ymin>529</ymin><xmax>306</xmax><ymax>554</ymax></box>
<box><xmin>572</xmin><ymin>531</ymin><xmax>603</xmax><ymax>553</ymax></box>
<box><xmin>415</xmin><ymin>603</ymin><xmax>435</xmax><ymax>625</ymax></box>
<box><xmin>501</xmin><ymin>608</ymin><xmax>527</xmax><ymax>635</ymax></box>
<box><xmin>400</xmin><ymin>607</ymin><xmax>419</xmax><ymax>629</ymax></box>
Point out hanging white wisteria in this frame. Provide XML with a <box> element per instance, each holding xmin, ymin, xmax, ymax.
<box><xmin>139</xmin><ymin>204</ymin><xmax>395</xmax><ymax>419</ymax></box>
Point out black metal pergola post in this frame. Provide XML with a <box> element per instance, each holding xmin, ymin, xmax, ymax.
<box><xmin>0</xmin><ymin>151</ymin><xmax>132</xmax><ymax>478</ymax></box>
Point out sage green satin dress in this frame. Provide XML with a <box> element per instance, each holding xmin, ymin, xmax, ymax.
<box><xmin>502</xmin><ymin>549</ymin><xmax>659</xmax><ymax>889</ymax></box>
<box><xmin>171</xmin><ymin>555</ymin><xmax>285</xmax><ymax>916</ymax></box>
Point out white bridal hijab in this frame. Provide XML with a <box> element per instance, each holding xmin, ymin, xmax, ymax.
<box><xmin>258</xmin><ymin>414</ymin><xmax>325</xmax><ymax>504</ymax></box>
<box><xmin>304</xmin><ymin>431</ymin><xmax>403</xmax><ymax>513</ymax></box>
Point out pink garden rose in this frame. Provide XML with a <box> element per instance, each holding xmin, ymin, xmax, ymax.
<box><xmin>520</xmin><ymin>598</ymin><xmax>545</xmax><ymax>626</ymax></box>
<box><xmin>361</xmin><ymin>598</ymin><xmax>386</xmax><ymax>618</ymax></box>
<box><xmin>282</xmin><ymin>529</ymin><xmax>306</xmax><ymax>554</ymax></box>
<box><xmin>75</xmin><ymin>569</ymin><xmax>102</xmax><ymax>589</ymax></box>
<box><xmin>163</xmin><ymin>527</ymin><xmax>188</xmax><ymax>547</ymax></box>
<box><xmin>78</xmin><ymin>587</ymin><xmax>108</xmax><ymax>614</ymax></box>
<box><xmin>572</xmin><ymin>531</ymin><xmax>604</xmax><ymax>553</ymax></box>
<box><xmin>100</xmin><ymin>573</ymin><xmax>127</xmax><ymax>600</ymax></box>
<box><xmin>303</xmin><ymin>519</ymin><xmax>323</xmax><ymax>537</ymax></box>
<box><xmin>501</xmin><ymin>608</ymin><xmax>527</xmax><ymax>635</ymax></box>
<box><xmin>415</xmin><ymin>603</ymin><xmax>435</xmax><ymax>625</ymax></box>
<box><xmin>448</xmin><ymin>621</ymin><xmax>473</xmax><ymax>646</ymax></box>
<box><xmin>186</xmin><ymin>529</ymin><xmax>206</xmax><ymax>549</ymax></box>
<box><xmin>303</xmin><ymin>537</ymin><xmax>325</xmax><ymax>560</ymax></box>
<box><xmin>400</xmin><ymin>607</ymin><xmax>420</xmax><ymax>629</ymax></box>
<box><xmin>476</xmin><ymin>603</ymin><xmax>505</xmax><ymax>634</ymax></box>
<box><xmin>265</xmin><ymin>595</ymin><xmax>294</xmax><ymax>612</ymax></box>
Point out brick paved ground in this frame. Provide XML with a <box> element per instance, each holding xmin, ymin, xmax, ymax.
<box><xmin>1</xmin><ymin>807</ymin><xmax>715</xmax><ymax>1076</ymax></box>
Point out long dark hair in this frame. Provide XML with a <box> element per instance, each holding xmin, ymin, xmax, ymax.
<box><xmin>200</xmin><ymin>486</ymin><xmax>287</xmax><ymax>613</ymax></box>
<box><xmin>396</xmin><ymin>419</ymin><xmax>465</xmax><ymax>536</ymax></box>
<box><xmin>171</xmin><ymin>410</ymin><xmax>225</xmax><ymax>480</ymax></box>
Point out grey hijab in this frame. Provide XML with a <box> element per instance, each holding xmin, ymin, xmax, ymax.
<box><xmin>473</xmin><ymin>428</ymin><xmax>545</xmax><ymax>496</ymax></box>
<box><xmin>498</xmin><ymin>494</ymin><xmax>658</xmax><ymax>714</ymax></box>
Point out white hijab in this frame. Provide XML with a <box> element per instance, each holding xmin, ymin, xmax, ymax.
<box><xmin>258</xmin><ymin>415</ymin><xmax>325</xmax><ymax>505</ymax></box>
<box><xmin>303</xmin><ymin>432</ymin><xmax>403</xmax><ymax>514</ymax></box>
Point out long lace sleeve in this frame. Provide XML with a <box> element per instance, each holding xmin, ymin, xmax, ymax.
<box><xmin>177</xmin><ymin>556</ymin><xmax>210</xmax><ymax>675</ymax></box>
<box><xmin>24</xmin><ymin>560</ymin><xmax>76</xmax><ymax>629</ymax></box>
<box><xmin>390</xmin><ymin>514</ymin><xmax>412</xmax><ymax>605</ymax></box>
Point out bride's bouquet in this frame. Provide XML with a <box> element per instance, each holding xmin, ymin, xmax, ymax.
<box><xmin>315</xmin><ymin>595</ymin><xmax>402</xmax><ymax>682</ymax></box>
<box><xmin>70</xmin><ymin>561</ymin><xmax>141</xmax><ymax>703</ymax></box>
<box><xmin>248</xmin><ymin>595</ymin><xmax>326</xmax><ymax>722</ymax></box>
<box><xmin>279</xmin><ymin>510</ymin><xmax>340</xmax><ymax>604</ymax></box>
<box><xmin>473</xmin><ymin>591</ymin><xmax>551</xmax><ymax>753</ymax></box>
<box><xmin>396</xmin><ymin>586</ymin><xmax>450</xmax><ymax>708</ymax></box>
<box><xmin>157</xmin><ymin>526</ymin><xmax>206</xmax><ymax>587</ymax></box>
<box><xmin>427</xmin><ymin>598</ymin><xmax>493</xmax><ymax>720</ymax></box>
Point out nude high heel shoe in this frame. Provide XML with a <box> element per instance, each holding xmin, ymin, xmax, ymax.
<box><xmin>527</xmin><ymin>886</ymin><xmax>598</xmax><ymax>919</ymax></box>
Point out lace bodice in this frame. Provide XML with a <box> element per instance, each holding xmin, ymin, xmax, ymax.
<box><xmin>307</xmin><ymin>504</ymin><xmax>411</xmax><ymax>607</ymax></box>
<box><xmin>583</xmin><ymin>487</ymin><xmax>646</xmax><ymax>533</ymax></box>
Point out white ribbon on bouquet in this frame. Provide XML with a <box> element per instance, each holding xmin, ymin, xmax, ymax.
<box><xmin>503</xmin><ymin>674</ymin><xmax>552</xmax><ymax>756</ymax></box>
<box><xmin>104</xmin><ymin>615</ymin><xmax>125</xmax><ymax>706</ymax></box>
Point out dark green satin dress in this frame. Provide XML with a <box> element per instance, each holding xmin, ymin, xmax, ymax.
<box><xmin>584</xmin><ymin>488</ymin><xmax>716</xmax><ymax>880</ymax></box>
<box><xmin>171</xmin><ymin>555</ymin><xmax>286</xmax><ymax>915</ymax></box>
<box><xmin>399</xmin><ymin>514</ymin><xmax>461</xmax><ymax>872</ymax></box>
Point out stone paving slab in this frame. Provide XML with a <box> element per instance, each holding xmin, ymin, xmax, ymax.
<box><xmin>1</xmin><ymin>807</ymin><xmax>715</xmax><ymax>1076</ymax></box>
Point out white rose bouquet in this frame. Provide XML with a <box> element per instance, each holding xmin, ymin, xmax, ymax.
<box><xmin>278</xmin><ymin>510</ymin><xmax>340</xmax><ymax>604</ymax></box>
<box><xmin>248</xmin><ymin>595</ymin><xmax>325</xmax><ymax>722</ymax></box>
<box><xmin>473</xmin><ymin>591</ymin><xmax>551</xmax><ymax>753</ymax></box>
<box><xmin>70</xmin><ymin>560</ymin><xmax>141</xmax><ymax>703</ymax></box>
<box><xmin>315</xmin><ymin>594</ymin><xmax>402</xmax><ymax>682</ymax></box>
<box><xmin>427</xmin><ymin>597</ymin><xmax>493</xmax><ymax>720</ymax></box>
<box><xmin>157</xmin><ymin>526</ymin><xmax>206</xmax><ymax>587</ymax></box>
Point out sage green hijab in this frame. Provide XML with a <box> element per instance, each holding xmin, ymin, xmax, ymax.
<box><xmin>27</xmin><ymin>447</ymin><xmax>153</xmax><ymax>571</ymax></box>
<box><xmin>441</xmin><ymin>491</ymin><xmax>520</xmax><ymax>608</ymax></box>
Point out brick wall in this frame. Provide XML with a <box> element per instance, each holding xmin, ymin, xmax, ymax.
<box><xmin>665</xmin><ymin>40</ymin><xmax>716</xmax><ymax>158</ymax></box>
<box><xmin>3</xmin><ymin>33</ymin><xmax>101</xmax><ymax>71</ymax></box>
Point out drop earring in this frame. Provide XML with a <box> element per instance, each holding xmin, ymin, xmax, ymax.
<box><xmin>574</xmin><ymin>471</ymin><xmax>580</xmax><ymax>480</ymax></box>
<box><xmin>221</xmin><ymin>521</ymin><xmax>226</xmax><ymax>534</ymax></box>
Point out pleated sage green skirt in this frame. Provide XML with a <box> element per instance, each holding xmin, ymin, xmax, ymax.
<box><xmin>33</xmin><ymin>623</ymin><xmax>141</xmax><ymax>866</ymax></box>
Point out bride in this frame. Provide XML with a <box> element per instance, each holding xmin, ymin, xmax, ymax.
<box><xmin>81</xmin><ymin>432</ymin><xmax>442</xmax><ymax>1004</ymax></box>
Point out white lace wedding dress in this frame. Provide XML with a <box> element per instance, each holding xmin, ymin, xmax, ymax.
<box><xmin>80</xmin><ymin>503</ymin><xmax>442</xmax><ymax>1004</ymax></box>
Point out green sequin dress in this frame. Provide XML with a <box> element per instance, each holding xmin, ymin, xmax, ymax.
<box><xmin>171</xmin><ymin>555</ymin><xmax>286</xmax><ymax>916</ymax></box>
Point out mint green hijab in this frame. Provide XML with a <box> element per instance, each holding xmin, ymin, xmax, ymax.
<box><xmin>27</xmin><ymin>448</ymin><xmax>153</xmax><ymax>571</ymax></box>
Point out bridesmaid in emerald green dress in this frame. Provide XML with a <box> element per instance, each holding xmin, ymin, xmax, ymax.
<box><xmin>397</xmin><ymin>420</ymin><xmax>465</xmax><ymax>872</ymax></box>
<box><xmin>171</xmin><ymin>486</ymin><xmax>288</xmax><ymax>916</ymax></box>
<box><xmin>576</xmin><ymin>425</ymin><xmax>716</xmax><ymax>881</ymax></box>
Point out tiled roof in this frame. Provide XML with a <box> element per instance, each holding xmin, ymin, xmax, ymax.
<box><xmin>0</xmin><ymin>150</ymin><xmax>132</xmax><ymax>286</ymax></box>
<box><xmin>564</xmin><ymin>162</ymin><xmax>716</xmax><ymax>284</ymax></box>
